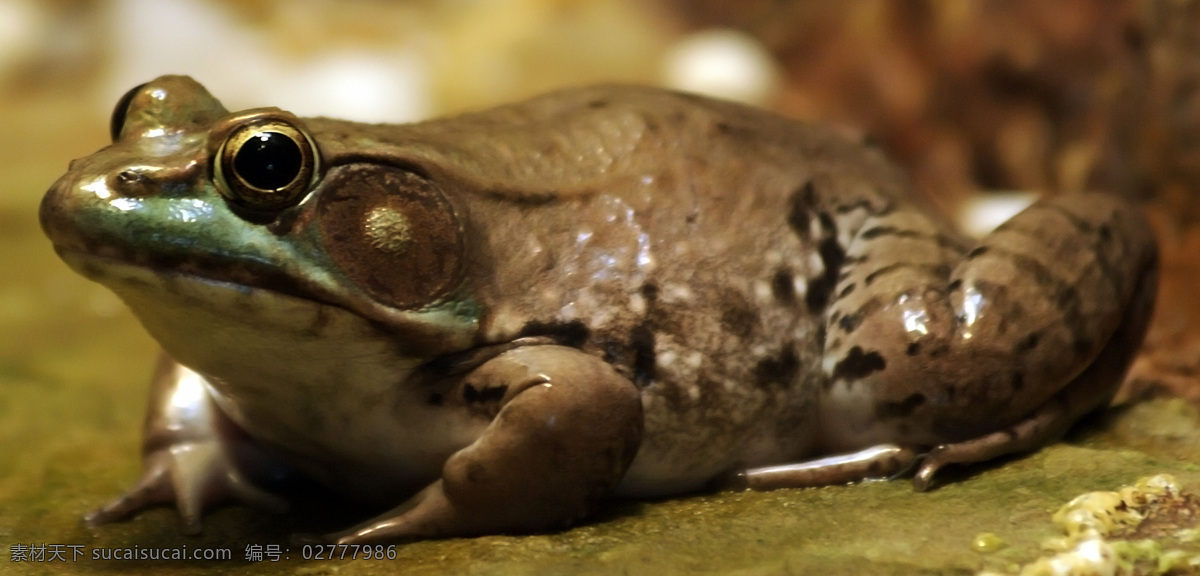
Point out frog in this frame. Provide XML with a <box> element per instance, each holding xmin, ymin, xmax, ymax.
<box><xmin>40</xmin><ymin>75</ymin><xmax>1158</xmax><ymax>544</ymax></box>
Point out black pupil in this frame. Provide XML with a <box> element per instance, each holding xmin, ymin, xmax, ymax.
<box><xmin>234</xmin><ymin>131</ymin><xmax>303</xmax><ymax>191</ymax></box>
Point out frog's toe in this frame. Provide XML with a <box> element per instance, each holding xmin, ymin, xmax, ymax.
<box><xmin>313</xmin><ymin>482</ymin><xmax>446</xmax><ymax>545</ymax></box>
<box><xmin>168</xmin><ymin>440</ymin><xmax>289</xmax><ymax>532</ymax></box>
<box><xmin>84</xmin><ymin>458</ymin><xmax>173</xmax><ymax>527</ymax></box>
<box><xmin>911</xmin><ymin>397</ymin><xmax>1071</xmax><ymax>492</ymax></box>
<box><xmin>86</xmin><ymin>439</ymin><xmax>286</xmax><ymax>533</ymax></box>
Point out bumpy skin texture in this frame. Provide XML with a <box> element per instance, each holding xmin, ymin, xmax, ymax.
<box><xmin>40</xmin><ymin>76</ymin><xmax>1157</xmax><ymax>542</ymax></box>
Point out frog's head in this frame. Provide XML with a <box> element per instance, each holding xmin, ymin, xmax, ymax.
<box><xmin>41</xmin><ymin>75</ymin><xmax>478</xmax><ymax>367</ymax></box>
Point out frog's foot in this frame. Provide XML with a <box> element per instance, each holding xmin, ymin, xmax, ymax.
<box><xmin>313</xmin><ymin>345</ymin><xmax>643</xmax><ymax>544</ymax></box>
<box><xmin>85</xmin><ymin>440</ymin><xmax>287</xmax><ymax>534</ymax></box>
<box><xmin>911</xmin><ymin>398</ymin><xmax>1071</xmax><ymax>491</ymax></box>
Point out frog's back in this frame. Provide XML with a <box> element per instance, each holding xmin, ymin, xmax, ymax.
<box><xmin>320</xmin><ymin>86</ymin><xmax>922</xmax><ymax>495</ymax></box>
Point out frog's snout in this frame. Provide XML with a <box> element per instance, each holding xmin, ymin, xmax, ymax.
<box><xmin>39</xmin><ymin>172</ymin><xmax>78</xmax><ymax>245</ymax></box>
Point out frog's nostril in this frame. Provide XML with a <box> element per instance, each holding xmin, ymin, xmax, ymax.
<box><xmin>112</xmin><ymin>168</ymin><xmax>154</xmax><ymax>197</ymax></box>
<box><xmin>117</xmin><ymin>169</ymin><xmax>145</xmax><ymax>186</ymax></box>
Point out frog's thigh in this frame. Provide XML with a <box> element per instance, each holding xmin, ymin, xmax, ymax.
<box><xmin>323</xmin><ymin>345</ymin><xmax>643</xmax><ymax>544</ymax></box>
<box><xmin>913</xmin><ymin>254</ymin><xmax>1155</xmax><ymax>490</ymax></box>
<box><xmin>820</xmin><ymin>192</ymin><xmax>1157</xmax><ymax>488</ymax></box>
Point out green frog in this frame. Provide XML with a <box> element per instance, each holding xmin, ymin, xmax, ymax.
<box><xmin>40</xmin><ymin>75</ymin><xmax>1158</xmax><ymax>544</ymax></box>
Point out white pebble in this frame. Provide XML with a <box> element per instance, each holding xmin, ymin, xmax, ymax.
<box><xmin>959</xmin><ymin>191</ymin><xmax>1038</xmax><ymax>238</ymax></box>
<box><xmin>662</xmin><ymin>28</ymin><xmax>780</xmax><ymax>106</ymax></box>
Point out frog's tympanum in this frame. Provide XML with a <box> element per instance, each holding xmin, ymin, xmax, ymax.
<box><xmin>41</xmin><ymin>76</ymin><xmax>1158</xmax><ymax>544</ymax></box>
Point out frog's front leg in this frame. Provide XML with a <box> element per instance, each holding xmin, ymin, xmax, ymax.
<box><xmin>322</xmin><ymin>345</ymin><xmax>643</xmax><ymax>544</ymax></box>
<box><xmin>817</xmin><ymin>192</ymin><xmax>1157</xmax><ymax>490</ymax></box>
<box><xmin>85</xmin><ymin>353</ymin><xmax>287</xmax><ymax>533</ymax></box>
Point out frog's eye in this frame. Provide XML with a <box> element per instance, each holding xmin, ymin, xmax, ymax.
<box><xmin>109</xmin><ymin>82</ymin><xmax>147</xmax><ymax>142</ymax></box>
<box><xmin>214</xmin><ymin>119</ymin><xmax>319</xmax><ymax>213</ymax></box>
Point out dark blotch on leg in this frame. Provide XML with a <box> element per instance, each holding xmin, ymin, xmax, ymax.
<box><xmin>785</xmin><ymin>181</ymin><xmax>845</xmax><ymax>313</ymax></box>
<box><xmin>630</xmin><ymin>324</ymin><xmax>657</xmax><ymax>387</ymax></box>
<box><xmin>805</xmin><ymin>213</ymin><xmax>845</xmax><ymax>312</ymax></box>
<box><xmin>640</xmin><ymin>283</ymin><xmax>659</xmax><ymax>303</ymax></box>
<box><xmin>865</xmin><ymin>263</ymin><xmax>951</xmax><ymax>286</ymax></box>
<box><xmin>787</xmin><ymin>181</ymin><xmax>816</xmax><ymax>236</ymax></box>
<box><xmin>906</xmin><ymin>342</ymin><xmax>921</xmax><ymax>356</ymax></box>
<box><xmin>967</xmin><ymin>246</ymin><xmax>989</xmax><ymax>259</ymax></box>
<box><xmin>860</xmin><ymin>226</ymin><xmax>896</xmax><ymax>240</ymax></box>
<box><xmin>601</xmin><ymin>340</ymin><xmax>622</xmax><ymax>363</ymax></box>
<box><xmin>835</xmin><ymin>283</ymin><xmax>856</xmax><ymax>302</ymax></box>
<box><xmin>754</xmin><ymin>344</ymin><xmax>801</xmax><ymax>389</ymax></box>
<box><xmin>1015</xmin><ymin>332</ymin><xmax>1040</xmax><ymax>353</ymax></box>
<box><xmin>772</xmin><ymin>268</ymin><xmax>797</xmax><ymax>306</ymax></box>
<box><xmin>721</xmin><ymin>294</ymin><xmax>760</xmax><ymax>339</ymax></box>
<box><xmin>838</xmin><ymin>311</ymin><xmax>863</xmax><ymax>333</ymax></box>
<box><xmin>876</xmin><ymin>393</ymin><xmax>925</xmax><ymax>419</ymax></box>
<box><xmin>832</xmin><ymin>346</ymin><xmax>887</xmax><ymax>381</ymax></box>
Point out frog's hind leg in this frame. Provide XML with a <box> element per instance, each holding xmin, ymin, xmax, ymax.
<box><xmin>815</xmin><ymin>192</ymin><xmax>1157</xmax><ymax>490</ymax></box>
<box><xmin>912</xmin><ymin>255</ymin><xmax>1156</xmax><ymax>490</ymax></box>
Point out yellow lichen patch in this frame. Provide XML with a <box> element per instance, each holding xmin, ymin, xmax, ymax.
<box><xmin>979</xmin><ymin>475</ymin><xmax>1200</xmax><ymax>576</ymax></box>
<box><xmin>973</xmin><ymin>532</ymin><xmax>1008</xmax><ymax>553</ymax></box>
<box><xmin>1052</xmin><ymin>490</ymin><xmax>1142</xmax><ymax>539</ymax></box>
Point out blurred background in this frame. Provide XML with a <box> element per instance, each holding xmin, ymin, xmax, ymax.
<box><xmin>4</xmin><ymin>1</ymin><xmax>1200</xmax><ymax>573</ymax></box>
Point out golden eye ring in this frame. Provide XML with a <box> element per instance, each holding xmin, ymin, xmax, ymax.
<box><xmin>214</xmin><ymin>118</ymin><xmax>319</xmax><ymax>213</ymax></box>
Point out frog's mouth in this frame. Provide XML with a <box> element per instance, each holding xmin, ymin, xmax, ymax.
<box><xmin>53</xmin><ymin>247</ymin><xmax>425</xmax><ymax>365</ymax></box>
<box><xmin>52</xmin><ymin>246</ymin><xmax>476</xmax><ymax>358</ymax></box>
